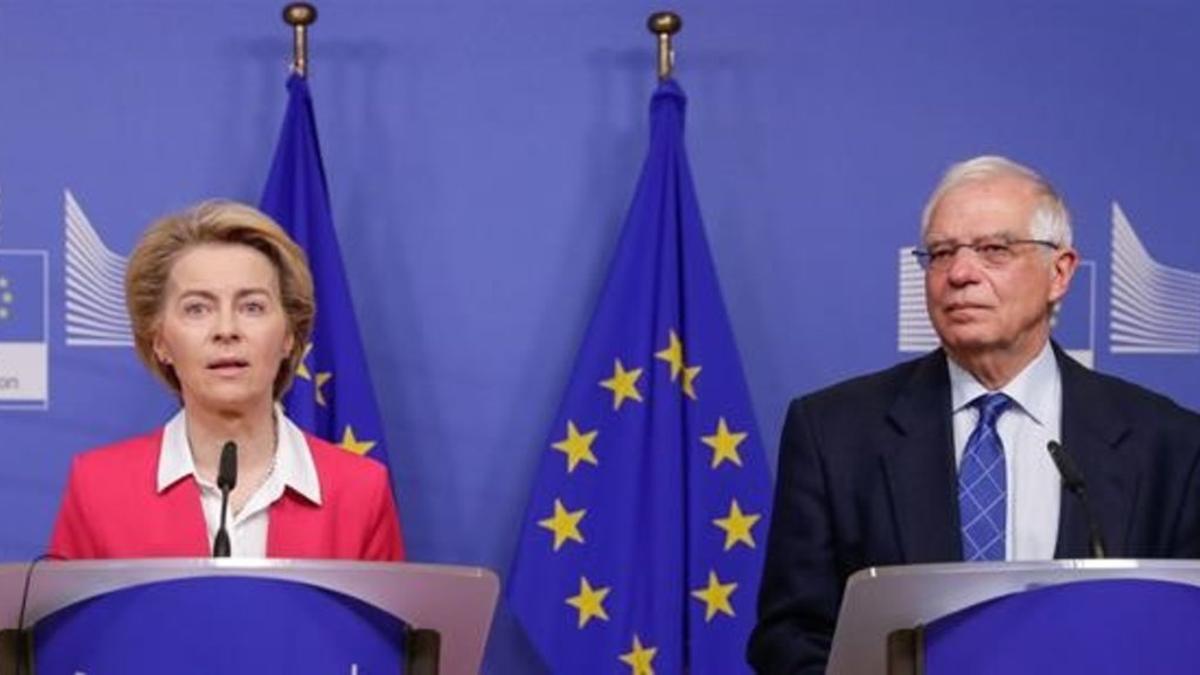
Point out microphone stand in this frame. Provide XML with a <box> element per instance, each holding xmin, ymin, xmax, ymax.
<box><xmin>1047</xmin><ymin>441</ymin><xmax>1107</xmax><ymax>558</ymax></box>
<box><xmin>213</xmin><ymin>441</ymin><xmax>238</xmax><ymax>558</ymax></box>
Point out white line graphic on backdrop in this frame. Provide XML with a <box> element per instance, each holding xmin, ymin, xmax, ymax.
<box><xmin>64</xmin><ymin>189</ymin><xmax>133</xmax><ymax>347</ymax></box>
<box><xmin>897</xmin><ymin>247</ymin><xmax>939</xmax><ymax>353</ymax></box>
<box><xmin>1110</xmin><ymin>202</ymin><xmax>1200</xmax><ymax>354</ymax></box>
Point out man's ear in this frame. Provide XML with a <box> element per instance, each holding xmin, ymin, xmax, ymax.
<box><xmin>1048</xmin><ymin>247</ymin><xmax>1079</xmax><ymax>305</ymax></box>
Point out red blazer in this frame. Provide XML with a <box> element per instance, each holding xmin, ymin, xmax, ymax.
<box><xmin>48</xmin><ymin>429</ymin><xmax>404</xmax><ymax>561</ymax></box>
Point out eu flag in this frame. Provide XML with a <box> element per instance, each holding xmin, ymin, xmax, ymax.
<box><xmin>260</xmin><ymin>74</ymin><xmax>393</xmax><ymax>471</ymax></box>
<box><xmin>508</xmin><ymin>79</ymin><xmax>771</xmax><ymax>674</ymax></box>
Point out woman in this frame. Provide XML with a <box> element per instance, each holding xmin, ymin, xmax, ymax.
<box><xmin>49</xmin><ymin>201</ymin><xmax>403</xmax><ymax>560</ymax></box>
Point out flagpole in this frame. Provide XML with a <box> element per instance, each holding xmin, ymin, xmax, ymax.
<box><xmin>647</xmin><ymin>11</ymin><xmax>682</xmax><ymax>80</ymax></box>
<box><xmin>283</xmin><ymin>2</ymin><xmax>318</xmax><ymax>77</ymax></box>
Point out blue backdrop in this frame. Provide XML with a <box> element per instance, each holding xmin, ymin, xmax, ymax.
<box><xmin>1</xmin><ymin>2</ymin><xmax>1198</xmax><ymax>672</ymax></box>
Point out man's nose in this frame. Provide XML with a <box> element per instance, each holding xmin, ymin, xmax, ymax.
<box><xmin>944</xmin><ymin>247</ymin><xmax>983</xmax><ymax>285</ymax></box>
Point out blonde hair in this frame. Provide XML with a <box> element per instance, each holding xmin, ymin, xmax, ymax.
<box><xmin>125</xmin><ymin>200</ymin><xmax>315</xmax><ymax>399</ymax></box>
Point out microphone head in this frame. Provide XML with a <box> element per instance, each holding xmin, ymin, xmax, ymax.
<box><xmin>217</xmin><ymin>441</ymin><xmax>238</xmax><ymax>492</ymax></box>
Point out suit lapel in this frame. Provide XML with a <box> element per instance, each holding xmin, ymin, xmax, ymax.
<box><xmin>882</xmin><ymin>351</ymin><xmax>963</xmax><ymax>562</ymax></box>
<box><xmin>266</xmin><ymin>489</ymin><xmax>323</xmax><ymax>558</ymax></box>
<box><xmin>1053</xmin><ymin>347</ymin><xmax>1136</xmax><ymax>558</ymax></box>
<box><xmin>160</xmin><ymin>478</ymin><xmax>211</xmax><ymax>557</ymax></box>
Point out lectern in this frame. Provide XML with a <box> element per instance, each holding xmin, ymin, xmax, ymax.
<box><xmin>829</xmin><ymin>559</ymin><xmax>1200</xmax><ymax>674</ymax></box>
<box><xmin>0</xmin><ymin>559</ymin><xmax>498</xmax><ymax>675</ymax></box>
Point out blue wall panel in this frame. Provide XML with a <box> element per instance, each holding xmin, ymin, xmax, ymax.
<box><xmin>2</xmin><ymin>2</ymin><xmax>1198</xmax><ymax>671</ymax></box>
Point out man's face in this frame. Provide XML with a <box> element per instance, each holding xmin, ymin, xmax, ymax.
<box><xmin>923</xmin><ymin>175</ymin><xmax>1077</xmax><ymax>361</ymax></box>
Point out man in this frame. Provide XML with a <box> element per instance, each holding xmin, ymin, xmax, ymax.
<box><xmin>748</xmin><ymin>155</ymin><xmax>1200</xmax><ymax>673</ymax></box>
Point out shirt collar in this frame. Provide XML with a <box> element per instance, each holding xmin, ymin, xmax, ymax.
<box><xmin>276</xmin><ymin>408</ymin><xmax>322</xmax><ymax>505</ymax></box>
<box><xmin>947</xmin><ymin>341</ymin><xmax>1059</xmax><ymax>425</ymax></box>
<box><xmin>157</xmin><ymin>406</ymin><xmax>323</xmax><ymax>505</ymax></box>
<box><xmin>157</xmin><ymin>409</ymin><xmax>194</xmax><ymax>491</ymax></box>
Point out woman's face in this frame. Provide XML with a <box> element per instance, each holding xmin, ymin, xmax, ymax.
<box><xmin>153</xmin><ymin>243</ymin><xmax>293</xmax><ymax>415</ymax></box>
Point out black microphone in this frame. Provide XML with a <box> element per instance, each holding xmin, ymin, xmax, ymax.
<box><xmin>1046</xmin><ymin>440</ymin><xmax>1107</xmax><ymax>558</ymax></box>
<box><xmin>213</xmin><ymin>441</ymin><xmax>238</xmax><ymax>558</ymax></box>
<box><xmin>11</xmin><ymin>553</ymin><xmax>64</xmax><ymax>675</ymax></box>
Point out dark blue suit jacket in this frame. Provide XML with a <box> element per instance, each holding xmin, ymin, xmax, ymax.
<box><xmin>748</xmin><ymin>346</ymin><xmax>1200</xmax><ymax>674</ymax></box>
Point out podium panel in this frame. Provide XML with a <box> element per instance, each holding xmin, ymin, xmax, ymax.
<box><xmin>925</xmin><ymin>579</ymin><xmax>1200</xmax><ymax>674</ymax></box>
<box><xmin>0</xmin><ymin>559</ymin><xmax>499</xmax><ymax>675</ymax></box>
<box><xmin>830</xmin><ymin>560</ymin><xmax>1200</xmax><ymax>674</ymax></box>
<box><xmin>35</xmin><ymin>576</ymin><xmax>406</xmax><ymax>674</ymax></box>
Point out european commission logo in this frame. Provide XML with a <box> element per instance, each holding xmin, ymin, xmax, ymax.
<box><xmin>0</xmin><ymin>189</ymin><xmax>129</xmax><ymax>412</ymax></box>
<box><xmin>0</xmin><ymin>249</ymin><xmax>50</xmax><ymax>410</ymax></box>
<box><xmin>64</xmin><ymin>190</ymin><xmax>133</xmax><ymax>347</ymax></box>
<box><xmin>897</xmin><ymin>201</ymin><xmax>1199</xmax><ymax>365</ymax></box>
<box><xmin>1110</xmin><ymin>203</ymin><xmax>1200</xmax><ymax>354</ymax></box>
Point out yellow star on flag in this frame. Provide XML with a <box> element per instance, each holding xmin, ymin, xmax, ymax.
<box><xmin>713</xmin><ymin>499</ymin><xmax>762</xmax><ymax>550</ymax></box>
<box><xmin>565</xmin><ymin>576</ymin><xmax>611</xmax><ymax>628</ymax></box>
<box><xmin>552</xmin><ymin>421</ymin><xmax>599</xmax><ymax>473</ymax></box>
<box><xmin>339</xmin><ymin>426</ymin><xmax>376</xmax><ymax>456</ymax></box>
<box><xmin>701</xmin><ymin>417</ymin><xmax>747</xmax><ymax>469</ymax></box>
<box><xmin>314</xmin><ymin>371</ymin><xmax>333</xmax><ymax>406</ymax></box>
<box><xmin>295</xmin><ymin>343</ymin><xmax>315</xmax><ymax>380</ymax></box>
<box><xmin>599</xmin><ymin>359</ymin><xmax>644</xmax><ymax>410</ymax></box>
<box><xmin>537</xmin><ymin>498</ymin><xmax>586</xmax><ymax>551</ymax></box>
<box><xmin>691</xmin><ymin>570</ymin><xmax>738</xmax><ymax>622</ymax></box>
<box><xmin>618</xmin><ymin>634</ymin><xmax>658</xmax><ymax>675</ymax></box>
<box><xmin>680</xmin><ymin>364</ymin><xmax>701</xmax><ymax>400</ymax></box>
<box><xmin>654</xmin><ymin>330</ymin><xmax>701</xmax><ymax>399</ymax></box>
<box><xmin>295</xmin><ymin>342</ymin><xmax>333</xmax><ymax>406</ymax></box>
<box><xmin>654</xmin><ymin>330</ymin><xmax>686</xmax><ymax>378</ymax></box>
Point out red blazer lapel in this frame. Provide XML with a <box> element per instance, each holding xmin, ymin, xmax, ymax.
<box><xmin>266</xmin><ymin>490</ymin><xmax>326</xmax><ymax>558</ymax></box>
<box><xmin>154</xmin><ymin>478</ymin><xmax>212</xmax><ymax>557</ymax></box>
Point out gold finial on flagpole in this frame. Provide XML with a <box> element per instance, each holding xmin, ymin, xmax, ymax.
<box><xmin>647</xmin><ymin>11</ymin><xmax>682</xmax><ymax>80</ymax></box>
<box><xmin>283</xmin><ymin>3</ymin><xmax>318</xmax><ymax>77</ymax></box>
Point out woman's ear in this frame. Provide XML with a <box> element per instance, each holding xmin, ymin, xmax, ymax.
<box><xmin>153</xmin><ymin>333</ymin><xmax>172</xmax><ymax>365</ymax></box>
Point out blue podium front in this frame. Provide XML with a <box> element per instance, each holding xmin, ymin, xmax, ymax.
<box><xmin>33</xmin><ymin>576</ymin><xmax>406</xmax><ymax>674</ymax></box>
<box><xmin>924</xmin><ymin>578</ymin><xmax>1200</xmax><ymax>674</ymax></box>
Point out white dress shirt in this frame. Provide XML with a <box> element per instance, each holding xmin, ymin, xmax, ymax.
<box><xmin>948</xmin><ymin>341</ymin><xmax>1062</xmax><ymax>560</ymax></box>
<box><xmin>156</xmin><ymin>407</ymin><xmax>323</xmax><ymax>558</ymax></box>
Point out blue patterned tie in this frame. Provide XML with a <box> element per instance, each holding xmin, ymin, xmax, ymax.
<box><xmin>958</xmin><ymin>393</ymin><xmax>1012</xmax><ymax>561</ymax></box>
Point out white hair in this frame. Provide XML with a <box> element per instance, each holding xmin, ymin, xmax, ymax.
<box><xmin>919</xmin><ymin>155</ymin><xmax>1073</xmax><ymax>248</ymax></box>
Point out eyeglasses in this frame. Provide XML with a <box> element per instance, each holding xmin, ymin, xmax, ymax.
<box><xmin>912</xmin><ymin>238</ymin><xmax>1059</xmax><ymax>271</ymax></box>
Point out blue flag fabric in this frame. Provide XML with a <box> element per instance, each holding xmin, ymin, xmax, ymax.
<box><xmin>260</xmin><ymin>74</ymin><xmax>392</xmax><ymax>470</ymax></box>
<box><xmin>508</xmin><ymin>79</ymin><xmax>771</xmax><ymax>674</ymax></box>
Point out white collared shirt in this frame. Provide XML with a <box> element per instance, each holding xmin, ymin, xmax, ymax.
<box><xmin>948</xmin><ymin>341</ymin><xmax>1062</xmax><ymax>560</ymax></box>
<box><xmin>156</xmin><ymin>407</ymin><xmax>323</xmax><ymax>557</ymax></box>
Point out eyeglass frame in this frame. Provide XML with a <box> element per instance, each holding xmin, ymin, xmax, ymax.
<box><xmin>911</xmin><ymin>237</ymin><xmax>1061</xmax><ymax>272</ymax></box>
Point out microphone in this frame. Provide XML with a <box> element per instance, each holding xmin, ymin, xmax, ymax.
<box><xmin>1046</xmin><ymin>440</ymin><xmax>1107</xmax><ymax>558</ymax></box>
<box><xmin>12</xmin><ymin>553</ymin><xmax>64</xmax><ymax>675</ymax></box>
<box><xmin>213</xmin><ymin>441</ymin><xmax>238</xmax><ymax>558</ymax></box>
